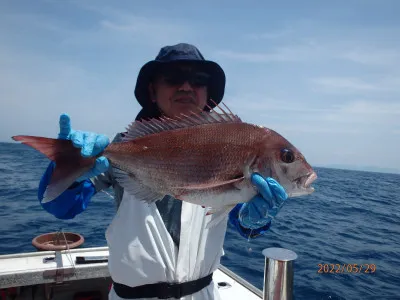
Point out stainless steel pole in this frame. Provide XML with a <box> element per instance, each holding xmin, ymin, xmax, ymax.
<box><xmin>262</xmin><ymin>247</ymin><xmax>298</xmax><ymax>300</ymax></box>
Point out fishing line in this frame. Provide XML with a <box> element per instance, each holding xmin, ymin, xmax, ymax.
<box><xmin>58</xmin><ymin>227</ymin><xmax>76</xmax><ymax>276</ymax></box>
<box><xmin>101</xmin><ymin>190</ymin><xmax>115</xmax><ymax>199</ymax></box>
<box><xmin>246</xmin><ymin>229</ymin><xmax>254</xmax><ymax>253</ymax></box>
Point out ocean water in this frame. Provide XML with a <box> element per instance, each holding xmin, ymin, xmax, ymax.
<box><xmin>0</xmin><ymin>142</ymin><xmax>399</xmax><ymax>299</ymax></box>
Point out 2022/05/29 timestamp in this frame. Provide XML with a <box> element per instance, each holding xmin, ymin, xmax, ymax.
<box><xmin>317</xmin><ymin>263</ymin><xmax>376</xmax><ymax>274</ymax></box>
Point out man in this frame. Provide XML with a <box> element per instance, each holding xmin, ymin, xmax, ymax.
<box><xmin>38</xmin><ymin>43</ymin><xmax>288</xmax><ymax>299</ymax></box>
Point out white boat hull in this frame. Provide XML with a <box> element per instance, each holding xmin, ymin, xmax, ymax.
<box><xmin>0</xmin><ymin>246</ymin><xmax>262</xmax><ymax>299</ymax></box>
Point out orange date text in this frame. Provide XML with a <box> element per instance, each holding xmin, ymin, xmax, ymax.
<box><xmin>317</xmin><ymin>263</ymin><xmax>376</xmax><ymax>274</ymax></box>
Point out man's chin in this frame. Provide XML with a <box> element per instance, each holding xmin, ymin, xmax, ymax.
<box><xmin>174</xmin><ymin>99</ymin><xmax>196</xmax><ymax>105</ymax></box>
<box><xmin>168</xmin><ymin>103</ymin><xmax>200</xmax><ymax>117</ymax></box>
<box><xmin>174</xmin><ymin>101</ymin><xmax>200</xmax><ymax>110</ymax></box>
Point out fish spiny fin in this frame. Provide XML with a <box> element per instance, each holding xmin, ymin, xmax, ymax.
<box><xmin>112</xmin><ymin>168</ymin><xmax>164</xmax><ymax>203</ymax></box>
<box><xmin>122</xmin><ymin>101</ymin><xmax>242</xmax><ymax>141</ymax></box>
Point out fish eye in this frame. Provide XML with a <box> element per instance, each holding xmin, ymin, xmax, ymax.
<box><xmin>280</xmin><ymin>149</ymin><xmax>295</xmax><ymax>163</ymax></box>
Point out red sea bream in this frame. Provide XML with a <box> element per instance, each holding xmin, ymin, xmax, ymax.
<box><xmin>12</xmin><ymin>103</ymin><xmax>317</xmax><ymax>216</ymax></box>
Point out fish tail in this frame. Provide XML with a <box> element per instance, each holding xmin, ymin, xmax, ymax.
<box><xmin>12</xmin><ymin>135</ymin><xmax>97</xmax><ymax>201</ymax></box>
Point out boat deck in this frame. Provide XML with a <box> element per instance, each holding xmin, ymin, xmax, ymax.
<box><xmin>0</xmin><ymin>246</ymin><xmax>262</xmax><ymax>299</ymax></box>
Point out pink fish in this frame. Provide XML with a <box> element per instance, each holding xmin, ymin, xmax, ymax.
<box><xmin>12</xmin><ymin>103</ymin><xmax>317</xmax><ymax>214</ymax></box>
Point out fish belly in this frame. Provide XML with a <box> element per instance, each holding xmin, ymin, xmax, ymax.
<box><xmin>175</xmin><ymin>180</ymin><xmax>258</xmax><ymax>208</ymax></box>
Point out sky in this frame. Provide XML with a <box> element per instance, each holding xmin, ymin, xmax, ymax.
<box><xmin>1</xmin><ymin>0</ymin><xmax>399</xmax><ymax>172</ymax></box>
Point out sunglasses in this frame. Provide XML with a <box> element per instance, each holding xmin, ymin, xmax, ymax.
<box><xmin>159</xmin><ymin>69</ymin><xmax>210</xmax><ymax>87</ymax></box>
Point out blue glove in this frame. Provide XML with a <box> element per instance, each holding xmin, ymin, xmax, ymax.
<box><xmin>58</xmin><ymin>113</ymin><xmax>110</xmax><ymax>182</ymax></box>
<box><xmin>238</xmin><ymin>173</ymin><xmax>288</xmax><ymax>230</ymax></box>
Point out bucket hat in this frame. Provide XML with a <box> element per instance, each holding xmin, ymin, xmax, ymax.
<box><xmin>134</xmin><ymin>43</ymin><xmax>226</xmax><ymax>111</ymax></box>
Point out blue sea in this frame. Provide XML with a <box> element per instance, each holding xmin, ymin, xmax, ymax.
<box><xmin>0</xmin><ymin>142</ymin><xmax>399</xmax><ymax>299</ymax></box>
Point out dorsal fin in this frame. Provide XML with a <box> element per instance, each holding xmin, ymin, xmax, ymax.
<box><xmin>122</xmin><ymin>101</ymin><xmax>242</xmax><ymax>142</ymax></box>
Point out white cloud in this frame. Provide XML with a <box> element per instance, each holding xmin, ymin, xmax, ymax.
<box><xmin>333</xmin><ymin>100</ymin><xmax>400</xmax><ymax>116</ymax></box>
<box><xmin>244</xmin><ymin>28</ymin><xmax>294</xmax><ymax>40</ymax></box>
<box><xmin>98</xmin><ymin>17</ymin><xmax>190</xmax><ymax>45</ymax></box>
<box><xmin>59</xmin><ymin>16</ymin><xmax>191</xmax><ymax>48</ymax></box>
<box><xmin>223</xmin><ymin>93</ymin><xmax>399</xmax><ymax>137</ymax></box>
<box><xmin>224</xmin><ymin>96</ymin><xmax>400</xmax><ymax>169</ymax></box>
<box><xmin>310</xmin><ymin>76</ymin><xmax>400</xmax><ymax>94</ymax></box>
<box><xmin>321</xmin><ymin>100</ymin><xmax>400</xmax><ymax>130</ymax></box>
<box><xmin>0</xmin><ymin>45</ymin><xmax>139</xmax><ymax>141</ymax></box>
<box><xmin>0</xmin><ymin>4</ymin><xmax>197</xmax><ymax>141</ymax></box>
<box><xmin>215</xmin><ymin>50</ymin><xmax>288</xmax><ymax>63</ymax></box>
<box><xmin>215</xmin><ymin>34</ymin><xmax>400</xmax><ymax>71</ymax></box>
<box><xmin>214</xmin><ymin>43</ymin><xmax>322</xmax><ymax>63</ymax></box>
<box><xmin>225</xmin><ymin>94</ymin><xmax>329</xmax><ymax>115</ymax></box>
<box><xmin>340</xmin><ymin>48</ymin><xmax>400</xmax><ymax>66</ymax></box>
<box><xmin>100</xmin><ymin>17</ymin><xmax>184</xmax><ymax>34</ymax></box>
<box><xmin>1</xmin><ymin>4</ymin><xmax>192</xmax><ymax>50</ymax></box>
<box><xmin>62</xmin><ymin>1</ymin><xmax>193</xmax><ymax>46</ymax></box>
<box><xmin>1</xmin><ymin>12</ymin><xmax>70</xmax><ymax>35</ymax></box>
<box><xmin>310</xmin><ymin>77</ymin><xmax>379</xmax><ymax>92</ymax></box>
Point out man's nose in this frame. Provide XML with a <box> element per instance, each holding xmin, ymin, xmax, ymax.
<box><xmin>178</xmin><ymin>81</ymin><xmax>194</xmax><ymax>91</ymax></box>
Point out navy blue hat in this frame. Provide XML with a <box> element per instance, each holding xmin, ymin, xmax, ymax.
<box><xmin>134</xmin><ymin>43</ymin><xmax>226</xmax><ymax>110</ymax></box>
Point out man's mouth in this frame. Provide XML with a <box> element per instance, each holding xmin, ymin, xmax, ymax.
<box><xmin>175</xmin><ymin>97</ymin><xmax>195</xmax><ymax>104</ymax></box>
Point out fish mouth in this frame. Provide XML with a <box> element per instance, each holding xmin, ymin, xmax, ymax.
<box><xmin>292</xmin><ymin>171</ymin><xmax>317</xmax><ymax>195</ymax></box>
<box><xmin>304</xmin><ymin>171</ymin><xmax>317</xmax><ymax>188</ymax></box>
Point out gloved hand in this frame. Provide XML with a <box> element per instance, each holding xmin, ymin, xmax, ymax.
<box><xmin>58</xmin><ymin>113</ymin><xmax>110</xmax><ymax>182</ymax></box>
<box><xmin>238</xmin><ymin>173</ymin><xmax>288</xmax><ymax>230</ymax></box>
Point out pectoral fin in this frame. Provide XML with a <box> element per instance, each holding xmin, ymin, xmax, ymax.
<box><xmin>113</xmin><ymin>168</ymin><xmax>164</xmax><ymax>203</ymax></box>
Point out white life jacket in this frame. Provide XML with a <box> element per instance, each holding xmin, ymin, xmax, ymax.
<box><xmin>106</xmin><ymin>190</ymin><xmax>229</xmax><ymax>300</ymax></box>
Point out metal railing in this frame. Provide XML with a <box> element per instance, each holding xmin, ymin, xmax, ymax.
<box><xmin>262</xmin><ymin>247</ymin><xmax>298</xmax><ymax>300</ymax></box>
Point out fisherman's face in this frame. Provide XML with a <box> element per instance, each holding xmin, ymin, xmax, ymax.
<box><xmin>149</xmin><ymin>63</ymin><xmax>209</xmax><ymax>118</ymax></box>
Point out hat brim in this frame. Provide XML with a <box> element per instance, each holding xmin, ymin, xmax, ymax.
<box><xmin>134</xmin><ymin>59</ymin><xmax>226</xmax><ymax>110</ymax></box>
